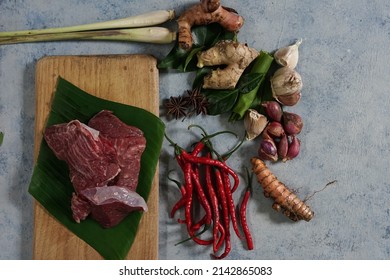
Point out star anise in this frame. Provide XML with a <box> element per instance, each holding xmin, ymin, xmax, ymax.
<box><xmin>184</xmin><ymin>87</ymin><xmax>202</xmax><ymax>108</ymax></box>
<box><xmin>164</xmin><ymin>95</ymin><xmax>188</xmax><ymax>119</ymax></box>
<box><xmin>185</xmin><ymin>87</ymin><xmax>209</xmax><ymax>116</ymax></box>
<box><xmin>194</xmin><ymin>95</ymin><xmax>209</xmax><ymax>115</ymax></box>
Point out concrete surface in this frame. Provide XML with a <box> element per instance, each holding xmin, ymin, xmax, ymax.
<box><xmin>0</xmin><ymin>0</ymin><xmax>389</xmax><ymax>259</ymax></box>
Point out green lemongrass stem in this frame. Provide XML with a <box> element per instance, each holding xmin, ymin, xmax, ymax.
<box><xmin>229</xmin><ymin>51</ymin><xmax>274</xmax><ymax>121</ymax></box>
<box><xmin>0</xmin><ymin>10</ymin><xmax>175</xmax><ymax>38</ymax></box>
<box><xmin>0</xmin><ymin>27</ymin><xmax>176</xmax><ymax>45</ymax></box>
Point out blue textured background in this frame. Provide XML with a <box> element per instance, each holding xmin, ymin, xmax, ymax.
<box><xmin>0</xmin><ymin>0</ymin><xmax>389</xmax><ymax>260</ymax></box>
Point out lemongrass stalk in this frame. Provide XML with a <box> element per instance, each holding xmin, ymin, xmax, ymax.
<box><xmin>0</xmin><ymin>27</ymin><xmax>177</xmax><ymax>45</ymax></box>
<box><xmin>0</xmin><ymin>10</ymin><xmax>175</xmax><ymax>38</ymax></box>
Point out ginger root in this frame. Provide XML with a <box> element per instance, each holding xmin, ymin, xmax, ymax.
<box><xmin>177</xmin><ymin>0</ymin><xmax>244</xmax><ymax>50</ymax></box>
<box><xmin>197</xmin><ymin>40</ymin><xmax>259</xmax><ymax>89</ymax></box>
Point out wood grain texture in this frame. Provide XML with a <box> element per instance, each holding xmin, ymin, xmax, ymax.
<box><xmin>33</xmin><ymin>54</ymin><xmax>159</xmax><ymax>260</ymax></box>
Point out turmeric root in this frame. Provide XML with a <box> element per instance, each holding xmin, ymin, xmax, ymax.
<box><xmin>251</xmin><ymin>157</ymin><xmax>314</xmax><ymax>222</ymax></box>
<box><xmin>197</xmin><ymin>40</ymin><xmax>259</xmax><ymax>89</ymax></box>
<box><xmin>177</xmin><ymin>0</ymin><xmax>244</xmax><ymax>50</ymax></box>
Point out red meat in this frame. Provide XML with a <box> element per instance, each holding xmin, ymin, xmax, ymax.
<box><xmin>88</xmin><ymin>110</ymin><xmax>146</xmax><ymax>191</ymax></box>
<box><xmin>44</xmin><ymin>111</ymin><xmax>147</xmax><ymax>228</ymax></box>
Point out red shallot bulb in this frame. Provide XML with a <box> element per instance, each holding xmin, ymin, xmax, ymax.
<box><xmin>283</xmin><ymin>111</ymin><xmax>303</xmax><ymax>135</ymax></box>
<box><xmin>262</xmin><ymin>101</ymin><xmax>283</xmax><ymax>122</ymax></box>
<box><xmin>258</xmin><ymin>138</ymin><xmax>278</xmax><ymax>162</ymax></box>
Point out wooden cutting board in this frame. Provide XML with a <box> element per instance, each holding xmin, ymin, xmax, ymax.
<box><xmin>33</xmin><ymin>54</ymin><xmax>159</xmax><ymax>259</ymax></box>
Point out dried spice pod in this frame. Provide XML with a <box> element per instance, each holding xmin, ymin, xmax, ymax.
<box><xmin>164</xmin><ymin>96</ymin><xmax>189</xmax><ymax>119</ymax></box>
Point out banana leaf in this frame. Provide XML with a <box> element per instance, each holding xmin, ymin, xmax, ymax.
<box><xmin>28</xmin><ymin>77</ymin><xmax>165</xmax><ymax>260</ymax></box>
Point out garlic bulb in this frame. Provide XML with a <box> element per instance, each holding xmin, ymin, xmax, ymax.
<box><xmin>274</xmin><ymin>39</ymin><xmax>302</xmax><ymax>69</ymax></box>
<box><xmin>244</xmin><ymin>109</ymin><xmax>268</xmax><ymax>140</ymax></box>
<box><xmin>270</xmin><ymin>66</ymin><xmax>303</xmax><ymax>106</ymax></box>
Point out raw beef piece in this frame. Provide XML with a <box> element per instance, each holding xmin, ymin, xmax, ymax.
<box><xmin>71</xmin><ymin>193</ymin><xmax>91</xmax><ymax>223</ymax></box>
<box><xmin>44</xmin><ymin>120</ymin><xmax>120</xmax><ymax>191</ymax></box>
<box><xmin>88</xmin><ymin>110</ymin><xmax>147</xmax><ymax>191</ymax></box>
<box><xmin>88</xmin><ymin>110</ymin><xmax>144</xmax><ymax>138</ymax></box>
<box><xmin>72</xmin><ymin>186</ymin><xmax>148</xmax><ymax>228</ymax></box>
<box><xmin>44</xmin><ymin>112</ymin><xmax>148</xmax><ymax>228</ymax></box>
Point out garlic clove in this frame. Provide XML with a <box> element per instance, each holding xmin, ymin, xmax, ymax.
<box><xmin>244</xmin><ymin>109</ymin><xmax>268</xmax><ymax>140</ymax></box>
<box><xmin>274</xmin><ymin>39</ymin><xmax>302</xmax><ymax>69</ymax></box>
<box><xmin>283</xmin><ymin>111</ymin><xmax>303</xmax><ymax>135</ymax></box>
<box><xmin>258</xmin><ymin>138</ymin><xmax>278</xmax><ymax>162</ymax></box>
<box><xmin>262</xmin><ymin>101</ymin><xmax>283</xmax><ymax>122</ymax></box>
<box><xmin>270</xmin><ymin>67</ymin><xmax>303</xmax><ymax>102</ymax></box>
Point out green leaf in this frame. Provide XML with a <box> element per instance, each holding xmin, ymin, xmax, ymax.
<box><xmin>158</xmin><ymin>23</ymin><xmax>236</xmax><ymax>72</ymax></box>
<box><xmin>192</xmin><ymin>67</ymin><xmax>211</xmax><ymax>88</ymax></box>
<box><xmin>200</xmin><ymin>70</ymin><xmax>265</xmax><ymax>116</ymax></box>
<box><xmin>203</xmin><ymin>88</ymin><xmax>239</xmax><ymax>115</ymax></box>
<box><xmin>250</xmin><ymin>77</ymin><xmax>274</xmax><ymax>112</ymax></box>
<box><xmin>230</xmin><ymin>51</ymin><xmax>274</xmax><ymax>121</ymax></box>
<box><xmin>193</xmin><ymin>23</ymin><xmax>236</xmax><ymax>48</ymax></box>
<box><xmin>0</xmin><ymin>132</ymin><xmax>3</xmax><ymax>146</ymax></box>
<box><xmin>235</xmin><ymin>72</ymin><xmax>264</xmax><ymax>94</ymax></box>
<box><xmin>28</xmin><ymin>77</ymin><xmax>165</xmax><ymax>260</ymax></box>
<box><xmin>183</xmin><ymin>46</ymin><xmax>203</xmax><ymax>72</ymax></box>
<box><xmin>157</xmin><ymin>43</ymin><xmax>190</xmax><ymax>71</ymax></box>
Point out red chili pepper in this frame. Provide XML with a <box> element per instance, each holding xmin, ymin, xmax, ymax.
<box><xmin>191</xmin><ymin>231</ymin><xmax>214</xmax><ymax>246</ymax></box>
<box><xmin>186</xmin><ymin>165</ymin><xmax>213</xmax><ymax>246</ymax></box>
<box><xmin>240</xmin><ymin>190</ymin><xmax>254</xmax><ymax>250</ymax></box>
<box><xmin>214</xmin><ymin>234</ymin><xmax>231</xmax><ymax>260</ymax></box>
<box><xmin>215</xmin><ymin>222</ymin><xmax>226</xmax><ymax>252</ymax></box>
<box><xmin>181</xmin><ymin>150</ymin><xmax>240</xmax><ymax>191</ymax></box>
<box><xmin>222</xmin><ymin>170</ymin><xmax>242</xmax><ymax>239</ymax></box>
<box><xmin>191</xmin><ymin>167</ymin><xmax>212</xmax><ymax>226</ymax></box>
<box><xmin>167</xmin><ymin>170</ymin><xmax>187</xmax><ymax>219</ymax></box>
<box><xmin>182</xmin><ymin>162</ymin><xmax>193</xmax><ymax>233</ymax></box>
<box><xmin>170</xmin><ymin>196</ymin><xmax>187</xmax><ymax>219</ymax></box>
<box><xmin>175</xmin><ymin>223</ymin><xmax>212</xmax><ymax>246</ymax></box>
<box><xmin>165</xmin><ymin>130</ymin><xmax>245</xmax><ymax>258</ymax></box>
<box><xmin>205</xmin><ymin>153</ymin><xmax>224</xmax><ymax>253</ymax></box>
<box><xmin>240</xmin><ymin>169</ymin><xmax>254</xmax><ymax>250</ymax></box>
<box><xmin>190</xmin><ymin>214</ymin><xmax>207</xmax><ymax>232</ymax></box>
<box><xmin>191</xmin><ymin>140</ymin><xmax>205</xmax><ymax>156</ymax></box>
<box><xmin>187</xmin><ymin>217</ymin><xmax>213</xmax><ymax>246</ymax></box>
<box><xmin>213</xmin><ymin>167</ymin><xmax>231</xmax><ymax>259</ymax></box>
